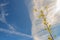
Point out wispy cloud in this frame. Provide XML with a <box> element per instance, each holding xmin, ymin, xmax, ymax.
<box><xmin>0</xmin><ymin>3</ymin><xmax>8</xmax><ymax>7</ymax></box>
<box><xmin>6</xmin><ymin>24</ymin><xmax>16</xmax><ymax>31</ymax></box>
<box><xmin>0</xmin><ymin>4</ymin><xmax>8</xmax><ymax>24</ymax></box>
<box><xmin>0</xmin><ymin>28</ymin><xmax>33</xmax><ymax>38</ymax></box>
<box><xmin>0</xmin><ymin>3</ymin><xmax>16</xmax><ymax>31</ymax></box>
<box><xmin>0</xmin><ymin>9</ymin><xmax>32</xmax><ymax>38</ymax></box>
<box><xmin>0</xmin><ymin>3</ymin><xmax>33</xmax><ymax>38</ymax></box>
<box><xmin>0</xmin><ymin>14</ymin><xmax>33</xmax><ymax>38</ymax></box>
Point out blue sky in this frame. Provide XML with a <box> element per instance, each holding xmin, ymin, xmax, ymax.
<box><xmin>0</xmin><ymin>0</ymin><xmax>33</xmax><ymax>40</ymax></box>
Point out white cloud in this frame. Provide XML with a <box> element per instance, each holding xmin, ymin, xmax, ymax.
<box><xmin>0</xmin><ymin>8</ymin><xmax>8</xmax><ymax>23</ymax></box>
<box><xmin>55</xmin><ymin>36</ymin><xmax>60</xmax><ymax>40</ymax></box>
<box><xmin>0</xmin><ymin>28</ymin><xmax>33</xmax><ymax>38</ymax></box>
<box><xmin>0</xmin><ymin>12</ymin><xmax>16</xmax><ymax>31</ymax></box>
<box><xmin>27</xmin><ymin>0</ymin><xmax>60</xmax><ymax>40</ymax></box>
<box><xmin>0</xmin><ymin>13</ymin><xmax>7</xmax><ymax>23</ymax></box>
<box><xmin>33</xmin><ymin>34</ymin><xmax>48</xmax><ymax>40</ymax></box>
<box><xmin>0</xmin><ymin>3</ymin><xmax>8</xmax><ymax>7</ymax></box>
<box><xmin>0</xmin><ymin>6</ymin><xmax>16</xmax><ymax>31</ymax></box>
<box><xmin>7</xmin><ymin>24</ymin><xmax>16</xmax><ymax>31</ymax></box>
